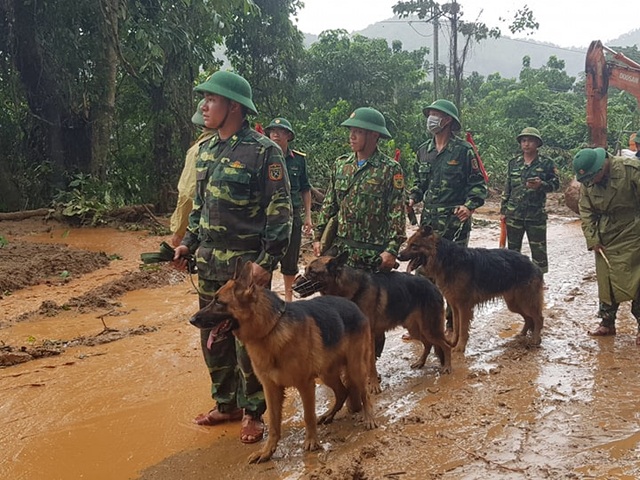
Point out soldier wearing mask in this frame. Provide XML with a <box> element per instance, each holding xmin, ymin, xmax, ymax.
<box><xmin>407</xmin><ymin>99</ymin><xmax>487</xmax><ymax>334</ymax></box>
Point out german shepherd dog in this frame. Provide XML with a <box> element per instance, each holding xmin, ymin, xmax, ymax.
<box><xmin>190</xmin><ymin>261</ymin><xmax>377</xmax><ymax>464</ymax></box>
<box><xmin>398</xmin><ymin>225</ymin><xmax>545</xmax><ymax>353</ymax></box>
<box><xmin>292</xmin><ymin>252</ymin><xmax>452</xmax><ymax>394</ymax></box>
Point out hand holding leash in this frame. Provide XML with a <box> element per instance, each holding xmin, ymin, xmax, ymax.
<box><xmin>454</xmin><ymin>205</ymin><xmax>471</xmax><ymax>222</ymax></box>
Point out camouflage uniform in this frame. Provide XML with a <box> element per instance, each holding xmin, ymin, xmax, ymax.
<box><xmin>410</xmin><ymin>136</ymin><xmax>487</xmax><ymax>246</ymax></box>
<box><xmin>500</xmin><ymin>154</ymin><xmax>559</xmax><ymax>273</ymax></box>
<box><xmin>280</xmin><ymin>148</ymin><xmax>311</xmax><ymax>276</ymax></box>
<box><xmin>315</xmin><ymin>149</ymin><xmax>406</xmax><ymax>273</ymax></box>
<box><xmin>182</xmin><ymin>122</ymin><xmax>292</xmax><ymax>416</ymax></box>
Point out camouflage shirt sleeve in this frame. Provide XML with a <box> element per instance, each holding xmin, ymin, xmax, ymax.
<box><xmin>463</xmin><ymin>145</ymin><xmax>488</xmax><ymax>211</ymax></box>
<box><xmin>313</xmin><ymin>157</ymin><xmax>342</xmax><ymax>242</ymax></box>
<box><xmin>539</xmin><ymin>156</ymin><xmax>560</xmax><ymax>194</ymax></box>
<box><xmin>255</xmin><ymin>143</ymin><xmax>292</xmax><ymax>272</ymax></box>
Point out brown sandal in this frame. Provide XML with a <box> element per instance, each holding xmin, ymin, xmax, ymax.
<box><xmin>240</xmin><ymin>414</ymin><xmax>265</xmax><ymax>444</ymax></box>
<box><xmin>194</xmin><ymin>407</ymin><xmax>243</xmax><ymax>426</ymax></box>
<box><xmin>588</xmin><ymin>325</ymin><xmax>616</xmax><ymax>337</ymax></box>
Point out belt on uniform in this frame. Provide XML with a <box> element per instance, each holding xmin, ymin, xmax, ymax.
<box><xmin>336</xmin><ymin>236</ymin><xmax>384</xmax><ymax>252</ymax></box>
<box><xmin>201</xmin><ymin>236</ymin><xmax>261</xmax><ymax>251</ymax></box>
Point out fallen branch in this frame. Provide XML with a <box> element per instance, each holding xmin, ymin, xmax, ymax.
<box><xmin>0</xmin><ymin>208</ymin><xmax>52</xmax><ymax>221</ymax></box>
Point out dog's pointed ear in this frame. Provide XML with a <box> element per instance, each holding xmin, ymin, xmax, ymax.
<box><xmin>233</xmin><ymin>258</ymin><xmax>245</xmax><ymax>279</ymax></box>
<box><xmin>237</xmin><ymin>260</ymin><xmax>254</xmax><ymax>288</ymax></box>
<box><xmin>335</xmin><ymin>251</ymin><xmax>349</xmax><ymax>266</ymax></box>
<box><xmin>420</xmin><ymin>225</ymin><xmax>433</xmax><ymax>237</ymax></box>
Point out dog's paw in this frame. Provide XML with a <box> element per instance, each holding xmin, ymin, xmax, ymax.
<box><xmin>367</xmin><ymin>382</ymin><xmax>382</xmax><ymax>395</ymax></box>
<box><xmin>303</xmin><ymin>438</ymin><xmax>321</xmax><ymax>451</ymax></box>
<box><xmin>248</xmin><ymin>448</ymin><xmax>274</xmax><ymax>464</ymax></box>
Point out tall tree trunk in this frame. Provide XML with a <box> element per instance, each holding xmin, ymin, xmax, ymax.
<box><xmin>90</xmin><ymin>0</ymin><xmax>120</xmax><ymax>180</ymax></box>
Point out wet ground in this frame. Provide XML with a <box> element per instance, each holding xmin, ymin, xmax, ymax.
<box><xmin>1</xmin><ymin>197</ymin><xmax>640</xmax><ymax>480</ymax></box>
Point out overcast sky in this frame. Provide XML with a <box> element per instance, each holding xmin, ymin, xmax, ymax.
<box><xmin>293</xmin><ymin>0</ymin><xmax>639</xmax><ymax>49</ymax></box>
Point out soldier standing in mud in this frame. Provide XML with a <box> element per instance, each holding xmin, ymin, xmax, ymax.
<box><xmin>265</xmin><ymin>117</ymin><xmax>313</xmax><ymax>302</ymax></box>
<box><xmin>500</xmin><ymin>127</ymin><xmax>559</xmax><ymax>276</ymax></box>
<box><xmin>312</xmin><ymin>107</ymin><xmax>406</xmax><ymax>356</ymax></box>
<box><xmin>312</xmin><ymin>107</ymin><xmax>405</xmax><ymax>272</ymax></box>
<box><xmin>572</xmin><ymin>147</ymin><xmax>640</xmax><ymax>343</ymax></box>
<box><xmin>173</xmin><ymin>71</ymin><xmax>291</xmax><ymax>444</ymax></box>
<box><xmin>168</xmin><ymin>99</ymin><xmax>216</xmax><ymax>247</ymax></box>
<box><xmin>407</xmin><ymin>99</ymin><xmax>487</xmax><ymax>332</ymax></box>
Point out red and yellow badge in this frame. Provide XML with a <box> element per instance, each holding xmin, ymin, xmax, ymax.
<box><xmin>393</xmin><ymin>172</ymin><xmax>404</xmax><ymax>189</ymax></box>
<box><xmin>268</xmin><ymin>163</ymin><xmax>283</xmax><ymax>181</ymax></box>
<box><xmin>447</xmin><ymin>159</ymin><xmax>459</xmax><ymax>166</ymax></box>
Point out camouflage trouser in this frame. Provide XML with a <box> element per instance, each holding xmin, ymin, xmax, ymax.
<box><xmin>280</xmin><ymin>211</ymin><xmax>302</xmax><ymax>276</ymax></box>
<box><xmin>421</xmin><ymin>209</ymin><xmax>471</xmax><ymax>247</ymax></box>
<box><xmin>198</xmin><ymin>278</ymin><xmax>266</xmax><ymax>417</ymax></box>
<box><xmin>420</xmin><ymin>212</ymin><xmax>470</xmax><ymax>327</ymax></box>
<box><xmin>330</xmin><ymin>239</ymin><xmax>387</xmax><ymax>357</ymax></box>
<box><xmin>505</xmin><ymin>217</ymin><xmax>548</xmax><ymax>274</ymax></box>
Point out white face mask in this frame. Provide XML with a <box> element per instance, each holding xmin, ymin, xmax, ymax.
<box><xmin>426</xmin><ymin>115</ymin><xmax>444</xmax><ymax>134</ymax></box>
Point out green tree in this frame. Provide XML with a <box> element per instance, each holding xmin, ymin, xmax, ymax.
<box><xmin>393</xmin><ymin>0</ymin><xmax>538</xmax><ymax>107</ymax></box>
<box><xmin>225</xmin><ymin>0</ymin><xmax>305</xmax><ymax>121</ymax></box>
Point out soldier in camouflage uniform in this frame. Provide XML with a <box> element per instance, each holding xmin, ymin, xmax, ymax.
<box><xmin>313</xmin><ymin>107</ymin><xmax>406</xmax><ymax>358</ymax></box>
<box><xmin>408</xmin><ymin>99</ymin><xmax>487</xmax><ymax>334</ymax></box>
<box><xmin>409</xmin><ymin>99</ymin><xmax>487</xmax><ymax>246</ymax></box>
<box><xmin>313</xmin><ymin>107</ymin><xmax>406</xmax><ymax>273</ymax></box>
<box><xmin>500</xmin><ymin>127</ymin><xmax>559</xmax><ymax>274</ymax></box>
<box><xmin>173</xmin><ymin>71</ymin><xmax>292</xmax><ymax>443</ymax></box>
<box><xmin>265</xmin><ymin>117</ymin><xmax>313</xmax><ymax>301</ymax></box>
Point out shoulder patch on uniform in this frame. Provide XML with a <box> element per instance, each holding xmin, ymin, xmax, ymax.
<box><xmin>292</xmin><ymin>149</ymin><xmax>306</xmax><ymax>157</ymax></box>
<box><xmin>393</xmin><ymin>172</ymin><xmax>404</xmax><ymax>189</ymax></box>
<box><xmin>268</xmin><ymin>163</ymin><xmax>284</xmax><ymax>181</ymax></box>
<box><xmin>471</xmin><ymin>157</ymin><xmax>479</xmax><ymax>171</ymax></box>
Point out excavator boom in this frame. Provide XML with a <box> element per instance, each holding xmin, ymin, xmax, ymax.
<box><xmin>585</xmin><ymin>40</ymin><xmax>640</xmax><ymax>147</ymax></box>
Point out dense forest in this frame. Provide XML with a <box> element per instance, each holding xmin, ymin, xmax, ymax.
<box><xmin>1</xmin><ymin>0</ymin><xmax>639</xmax><ymax>218</ymax></box>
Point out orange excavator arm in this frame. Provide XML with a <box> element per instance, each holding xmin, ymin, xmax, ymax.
<box><xmin>585</xmin><ymin>40</ymin><xmax>640</xmax><ymax>147</ymax></box>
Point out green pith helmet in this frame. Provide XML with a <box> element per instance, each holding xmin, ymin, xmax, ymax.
<box><xmin>191</xmin><ymin>99</ymin><xmax>205</xmax><ymax>127</ymax></box>
<box><xmin>517</xmin><ymin>127</ymin><xmax>543</xmax><ymax>146</ymax></box>
<box><xmin>265</xmin><ymin>117</ymin><xmax>295</xmax><ymax>140</ymax></box>
<box><xmin>422</xmin><ymin>99</ymin><xmax>461</xmax><ymax>132</ymax></box>
<box><xmin>193</xmin><ymin>71</ymin><xmax>258</xmax><ymax>115</ymax></box>
<box><xmin>573</xmin><ymin>147</ymin><xmax>607</xmax><ymax>183</ymax></box>
<box><xmin>340</xmin><ymin>107</ymin><xmax>392</xmax><ymax>139</ymax></box>
<box><xmin>422</xmin><ymin>98</ymin><xmax>462</xmax><ymax>132</ymax></box>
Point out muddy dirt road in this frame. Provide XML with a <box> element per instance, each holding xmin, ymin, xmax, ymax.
<box><xmin>2</xmin><ymin>200</ymin><xmax>640</xmax><ymax>480</ymax></box>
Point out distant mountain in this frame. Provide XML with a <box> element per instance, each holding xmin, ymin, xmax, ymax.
<box><xmin>303</xmin><ymin>16</ymin><xmax>640</xmax><ymax>80</ymax></box>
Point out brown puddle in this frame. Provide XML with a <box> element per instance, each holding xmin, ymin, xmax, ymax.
<box><xmin>2</xmin><ymin>204</ymin><xmax>640</xmax><ymax>479</ymax></box>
